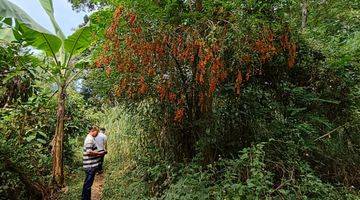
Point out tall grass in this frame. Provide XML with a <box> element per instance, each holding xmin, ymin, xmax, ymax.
<box><xmin>70</xmin><ymin>106</ymin><xmax>360</xmax><ymax>200</ymax></box>
<box><xmin>60</xmin><ymin>106</ymin><xmax>142</xmax><ymax>200</ymax></box>
<box><xmin>96</xmin><ymin>106</ymin><xmax>144</xmax><ymax>199</ymax></box>
<box><xmin>59</xmin><ymin>137</ymin><xmax>86</xmax><ymax>200</ymax></box>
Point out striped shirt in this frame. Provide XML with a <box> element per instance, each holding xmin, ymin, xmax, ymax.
<box><xmin>83</xmin><ymin>135</ymin><xmax>101</xmax><ymax>169</ymax></box>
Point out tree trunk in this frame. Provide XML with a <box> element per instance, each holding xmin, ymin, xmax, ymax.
<box><xmin>301</xmin><ymin>0</ymin><xmax>308</xmax><ymax>32</ymax></box>
<box><xmin>51</xmin><ymin>84</ymin><xmax>66</xmax><ymax>189</ymax></box>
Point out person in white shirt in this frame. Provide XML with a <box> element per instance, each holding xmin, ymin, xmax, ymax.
<box><xmin>94</xmin><ymin>127</ymin><xmax>108</xmax><ymax>173</ymax></box>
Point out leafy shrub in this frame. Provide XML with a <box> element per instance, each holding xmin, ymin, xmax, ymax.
<box><xmin>0</xmin><ymin>44</ymin><xmax>91</xmax><ymax>199</ymax></box>
<box><xmin>97</xmin><ymin>105</ymin><xmax>359</xmax><ymax>199</ymax></box>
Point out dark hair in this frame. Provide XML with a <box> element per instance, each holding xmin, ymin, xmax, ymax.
<box><xmin>100</xmin><ymin>128</ymin><xmax>106</xmax><ymax>132</ymax></box>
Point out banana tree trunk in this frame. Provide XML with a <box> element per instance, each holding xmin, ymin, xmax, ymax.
<box><xmin>51</xmin><ymin>84</ymin><xmax>66</xmax><ymax>188</ymax></box>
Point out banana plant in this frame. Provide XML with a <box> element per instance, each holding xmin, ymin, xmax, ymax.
<box><xmin>0</xmin><ymin>0</ymin><xmax>92</xmax><ymax>188</ymax></box>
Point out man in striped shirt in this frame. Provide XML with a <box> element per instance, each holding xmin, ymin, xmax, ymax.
<box><xmin>81</xmin><ymin>126</ymin><xmax>107</xmax><ymax>200</ymax></box>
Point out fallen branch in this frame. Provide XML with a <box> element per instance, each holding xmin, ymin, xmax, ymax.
<box><xmin>314</xmin><ymin>124</ymin><xmax>347</xmax><ymax>142</ymax></box>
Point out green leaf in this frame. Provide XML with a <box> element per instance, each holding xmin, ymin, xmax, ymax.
<box><xmin>0</xmin><ymin>0</ymin><xmax>62</xmax><ymax>56</ymax></box>
<box><xmin>1</xmin><ymin>17</ymin><xmax>12</xmax><ymax>26</ymax></box>
<box><xmin>2</xmin><ymin>68</ymin><xmax>24</xmax><ymax>84</ymax></box>
<box><xmin>289</xmin><ymin>107</ymin><xmax>307</xmax><ymax>116</ymax></box>
<box><xmin>309</xmin><ymin>98</ymin><xmax>340</xmax><ymax>104</ymax></box>
<box><xmin>38</xmin><ymin>0</ymin><xmax>65</xmax><ymax>40</ymax></box>
<box><xmin>25</xmin><ymin>134</ymin><xmax>36</xmax><ymax>142</ymax></box>
<box><xmin>17</xmin><ymin>23</ymin><xmax>62</xmax><ymax>57</ymax></box>
<box><xmin>37</xmin><ymin>131</ymin><xmax>48</xmax><ymax>139</ymax></box>
<box><xmin>74</xmin><ymin>59</ymin><xmax>89</xmax><ymax>69</ymax></box>
<box><xmin>36</xmin><ymin>138</ymin><xmax>47</xmax><ymax>144</ymax></box>
<box><xmin>64</xmin><ymin>25</ymin><xmax>92</xmax><ymax>57</ymax></box>
<box><xmin>0</xmin><ymin>0</ymin><xmax>49</xmax><ymax>33</ymax></box>
<box><xmin>0</xmin><ymin>28</ymin><xmax>15</xmax><ymax>41</ymax></box>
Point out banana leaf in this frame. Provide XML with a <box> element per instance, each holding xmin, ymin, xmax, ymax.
<box><xmin>0</xmin><ymin>0</ymin><xmax>62</xmax><ymax>56</ymax></box>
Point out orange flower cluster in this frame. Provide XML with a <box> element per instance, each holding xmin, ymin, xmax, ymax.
<box><xmin>105</xmin><ymin>6</ymin><xmax>123</xmax><ymax>39</ymax></box>
<box><xmin>288</xmin><ymin>43</ymin><xmax>296</xmax><ymax>69</ymax></box>
<box><xmin>95</xmin><ymin>7</ymin><xmax>297</xmax><ymax>123</ymax></box>
<box><xmin>174</xmin><ymin>108</ymin><xmax>185</xmax><ymax>122</ymax></box>
<box><xmin>280</xmin><ymin>33</ymin><xmax>297</xmax><ymax>69</ymax></box>
<box><xmin>128</xmin><ymin>12</ymin><xmax>137</xmax><ymax>26</ymax></box>
<box><xmin>138</xmin><ymin>76</ymin><xmax>148</xmax><ymax>95</ymax></box>
<box><xmin>156</xmin><ymin>84</ymin><xmax>167</xmax><ymax>101</ymax></box>
<box><xmin>253</xmin><ymin>29</ymin><xmax>278</xmax><ymax>64</ymax></box>
<box><xmin>96</xmin><ymin>8</ymin><xmax>221</xmax><ymax>120</ymax></box>
<box><xmin>95</xmin><ymin>6</ymin><xmax>124</xmax><ymax>72</ymax></box>
<box><xmin>194</xmin><ymin>42</ymin><xmax>227</xmax><ymax>96</ymax></box>
<box><xmin>235</xmin><ymin>70</ymin><xmax>243</xmax><ymax>95</ymax></box>
<box><xmin>168</xmin><ymin>92</ymin><xmax>177</xmax><ymax>103</ymax></box>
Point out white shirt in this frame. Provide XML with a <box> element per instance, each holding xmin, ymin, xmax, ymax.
<box><xmin>95</xmin><ymin>131</ymin><xmax>107</xmax><ymax>151</ymax></box>
<box><xmin>83</xmin><ymin>134</ymin><xmax>101</xmax><ymax>169</ymax></box>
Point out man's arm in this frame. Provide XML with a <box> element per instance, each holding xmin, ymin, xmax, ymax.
<box><xmin>85</xmin><ymin>140</ymin><xmax>106</xmax><ymax>157</ymax></box>
<box><xmin>87</xmin><ymin>150</ymin><xmax>105</xmax><ymax>157</ymax></box>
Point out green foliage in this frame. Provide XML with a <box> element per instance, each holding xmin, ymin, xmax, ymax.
<box><xmin>58</xmin><ymin>172</ymin><xmax>84</xmax><ymax>200</ymax></box>
<box><xmin>67</xmin><ymin>0</ymin><xmax>107</xmax><ymax>11</ymax></box>
<box><xmin>304</xmin><ymin>0</ymin><xmax>360</xmax><ymax>70</ymax></box>
<box><xmin>64</xmin><ymin>26</ymin><xmax>92</xmax><ymax>57</ymax></box>
<box><xmin>1</xmin><ymin>0</ymin><xmax>94</xmax><ymax>97</ymax></box>
<box><xmin>1</xmin><ymin>0</ymin><xmax>97</xmax><ymax>190</ymax></box>
<box><xmin>0</xmin><ymin>43</ymin><xmax>38</xmax><ymax>107</ymax></box>
<box><xmin>1</xmin><ymin>0</ymin><xmax>360</xmax><ymax>199</ymax></box>
<box><xmin>91</xmin><ymin>107</ymin><xmax>144</xmax><ymax>199</ymax></box>
<box><xmin>81</xmin><ymin>1</ymin><xmax>360</xmax><ymax>199</ymax></box>
<box><xmin>0</xmin><ymin>89</ymin><xmax>90</xmax><ymax>199</ymax></box>
<box><xmin>96</xmin><ymin>107</ymin><xmax>359</xmax><ymax>199</ymax></box>
<box><xmin>0</xmin><ymin>43</ymin><xmax>91</xmax><ymax>199</ymax></box>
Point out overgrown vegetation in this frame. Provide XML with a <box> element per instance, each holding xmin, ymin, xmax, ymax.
<box><xmin>0</xmin><ymin>42</ymin><xmax>90</xmax><ymax>199</ymax></box>
<box><xmin>1</xmin><ymin>0</ymin><xmax>359</xmax><ymax>199</ymax></box>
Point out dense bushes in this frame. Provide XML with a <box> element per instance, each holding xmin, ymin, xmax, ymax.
<box><xmin>99</xmin><ymin>102</ymin><xmax>359</xmax><ymax>199</ymax></box>
<box><xmin>97</xmin><ymin>44</ymin><xmax>359</xmax><ymax>196</ymax></box>
<box><xmin>0</xmin><ymin>43</ymin><xmax>91</xmax><ymax>199</ymax></box>
<box><xmin>80</xmin><ymin>0</ymin><xmax>360</xmax><ymax>199</ymax></box>
<box><xmin>0</xmin><ymin>91</ymin><xmax>90</xmax><ymax>199</ymax></box>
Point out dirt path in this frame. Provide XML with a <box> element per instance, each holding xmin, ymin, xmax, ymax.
<box><xmin>92</xmin><ymin>173</ymin><xmax>104</xmax><ymax>200</ymax></box>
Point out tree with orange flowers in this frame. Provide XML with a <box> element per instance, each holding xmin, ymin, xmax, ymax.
<box><xmin>94</xmin><ymin>2</ymin><xmax>297</xmax><ymax>160</ymax></box>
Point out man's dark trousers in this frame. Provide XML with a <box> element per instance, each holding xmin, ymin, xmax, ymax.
<box><xmin>82</xmin><ymin>167</ymin><xmax>97</xmax><ymax>200</ymax></box>
<box><xmin>98</xmin><ymin>156</ymin><xmax>104</xmax><ymax>172</ymax></box>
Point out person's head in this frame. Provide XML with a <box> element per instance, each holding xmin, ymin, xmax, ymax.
<box><xmin>100</xmin><ymin>128</ymin><xmax>106</xmax><ymax>133</ymax></box>
<box><xmin>89</xmin><ymin>126</ymin><xmax>99</xmax><ymax>137</ymax></box>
